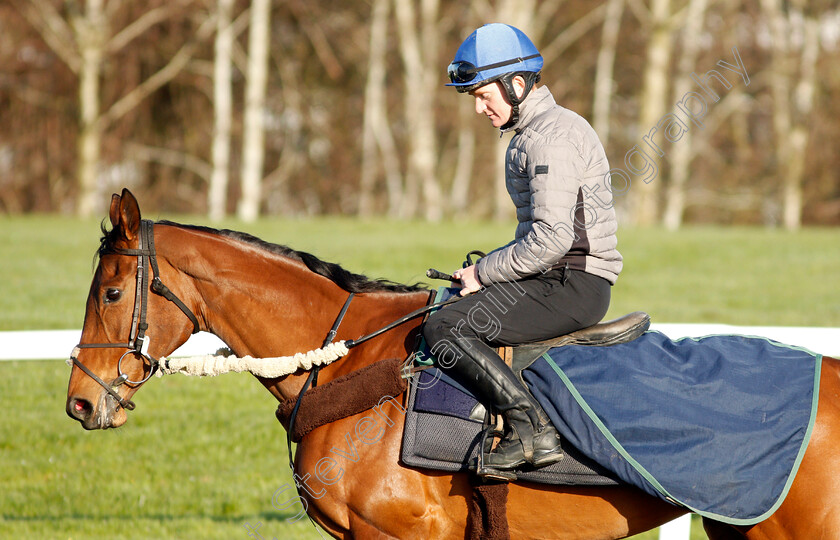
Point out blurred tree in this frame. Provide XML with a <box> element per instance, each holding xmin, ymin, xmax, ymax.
<box><xmin>208</xmin><ymin>0</ymin><xmax>236</xmax><ymax>221</ymax></box>
<box><xmin>394</xmin><ymin>0</ymin><xmax>443</xmax><ymax>220</ymax></box>
<box><xmin>663</xmin><ymin>0</ymin><xmax>708</xmax><ymax>230</ymax></box>
<box><xmin>761</xmin><ymin>0</ymin><xmax>821</xmax><ymax>230</ymax></box>
<box><xmin>359</xmin><ymin>0</ymin><xmax>402</xmax><ymax>218</ymax></box>
<box><xmin>593</xmin><ymin>0</ymin><xmax>626</xmax><ymax>144</ymax></box>
<box><xmin>237</xmin><ymin>0</ymin><xmax>272</xmax><ymax>222</ymax></box>
<box><xmin>0</xmin><ymin>1</ymin><xmax>837</xmax><ymax>226</ymax></box>
<box><xmin>10</xmin><ymin>0</ymin><xmax>213</xmax><ymax>216</ymax></box>
<box><xmin>631</xmin><ymin>0</ymin><xmax>674</xmax><ymax>226</ymax></box>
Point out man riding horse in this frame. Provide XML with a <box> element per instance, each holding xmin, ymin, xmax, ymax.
<box><xmin>423</xmin><ymin>23</ymin><xmax>622</xmax><ymax>479</ymax></box>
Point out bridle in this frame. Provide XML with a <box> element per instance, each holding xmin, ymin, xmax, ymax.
<box><xmin>68</xmin><ymin>219</ymin><xmax>463</xmax><ymax>414</ymax></box>
<box><xmin>69</xmin><ymin>220</ymin><xmax>200</xmax><ymax>411</ymax></box>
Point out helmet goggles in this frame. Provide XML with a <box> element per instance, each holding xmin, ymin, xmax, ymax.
<box><xmin>447</xmin><ymin>53</ymin><xmax>542</xmax><ymax>85</ymax></box>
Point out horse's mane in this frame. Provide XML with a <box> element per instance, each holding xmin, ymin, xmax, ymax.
<box><xmin>97</xmin><ymin>220</ymin><xmax>427</xmax><ymax>295</ymax></box>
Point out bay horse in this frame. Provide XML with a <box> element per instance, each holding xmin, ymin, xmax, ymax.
<box><xmin>66</xmin><ymin>189</ymin><xmax>840</xmax><ymax>539</ymax></box>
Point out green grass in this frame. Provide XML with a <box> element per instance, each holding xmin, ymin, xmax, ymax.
<box><xmin>0</xmin><ymin>359</ymin><xmax>318</xmax><ymax>540</ymax></box>
<box><xmin>1</xmin><ymin>215</ymin><xmax>839</xmax><ymax>539</ymax></box>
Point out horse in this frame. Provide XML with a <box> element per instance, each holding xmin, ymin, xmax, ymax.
<box><xmin>66</xmin><ymin>189</ymin><xmax>840</xmax><ymax>539</ymax></box>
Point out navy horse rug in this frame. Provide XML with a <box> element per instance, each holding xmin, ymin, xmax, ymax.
<box><xmin>402</xmin><ymin>327</ymin><xmax>821</xmax><ymax>525</ymax></box>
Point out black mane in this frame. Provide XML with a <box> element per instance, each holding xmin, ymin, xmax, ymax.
<box><xmin>98</xmin><ymin>220</ymin><xmax>427</xmax><ymax>295</ymax></box>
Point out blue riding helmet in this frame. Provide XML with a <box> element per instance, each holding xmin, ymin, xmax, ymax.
<box><xmin>447</xmin><ymin>23</ymin><xmax>543</xmax><ymax>128</ymax></box>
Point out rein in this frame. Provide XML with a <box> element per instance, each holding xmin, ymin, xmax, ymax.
<box><xmin>287</xmin><ymin>292</ymin><xmax>355</xmax><ymax>472</ymax></box>
<box><xmin>156</xmin><ymin>292</ymin><xmax>462</xmax><ymax>379</ymax></box>
<box><xmin>71</xmin><ymin>218</ymin><xmax>462</xmax><ymax>412</ymax></box>
<box><xmin>281</xmin><ymin>291</ymin><xmax>460</xmax><ymax>464</ymax></box>
<box><xmin>344</xmin><ymin>294</ymin><xmax>461</xmax><ymax>349</ymax></box>
<box><xmin>69</xmin><ymin>220</ymin><xmax>200</xmax><ymax>411</ymax></box>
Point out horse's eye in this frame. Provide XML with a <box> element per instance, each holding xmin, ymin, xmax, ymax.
<box><xmin>104</xmin><ymin>289</ymin><xmax>122</xmax><ymax>303</ymax></box>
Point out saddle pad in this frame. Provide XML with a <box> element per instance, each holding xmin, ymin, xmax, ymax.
<box><xmin>401</xmin><ymin>367</ymin><xmax>620</xmax><ymax>486</ymax></box>
<box><xmin>524</xmin><ymin>330</ymin><xmax>821</xmax><ymax>525</ymax></box>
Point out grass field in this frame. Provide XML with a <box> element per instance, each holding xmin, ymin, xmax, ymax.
<box><xmin>1</xmin><ymin>214</ymin><xmax>838</xmax><ymax>539</ymax></box>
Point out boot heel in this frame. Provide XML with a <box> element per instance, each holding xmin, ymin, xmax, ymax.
<box><xmin>531</xmin><ymin>450</ymin><xmax>564</xmax><ymax>467</ymax></box>
<box><xmin>528</xmin><ymin>425</ymin><xmax>564</xmax><ymax>467</ymax></box>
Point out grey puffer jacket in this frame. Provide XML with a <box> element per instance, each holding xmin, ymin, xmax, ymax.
<box><xmin>476</xmin><ymin>85</ymin><xmax>622</xmax><ymax>285</ymax></box>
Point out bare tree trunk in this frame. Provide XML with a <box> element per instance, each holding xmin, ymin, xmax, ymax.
<box><xmin>359</xmin><ymin>0</ymin><xmax>401</xmax><ymax>217</ymax></box>
<box><xmin>13</xmin><ymin>0</ymin><xmax>213</xmax><ymax>216</ymax></box>
<box><xmin>631</xmin><ymin>0</ymin><xmax>672</xmax><ymax>226</ymax></box>
<box><xmin>237</xmin><ymin>0</ymin><xmax>271</xmax><ymax>222</ymax></box>
<box><xmin>75</xmin><ymin>0</ymin><xmax>106</xmax><ymax>218</ymax></box>
<box><xmin>761</xmin><ymin>0</ymin><xmax>819</xmax><ymax>230</ymax></box>
<box><xmin>418</xmin><ymin>0</ymin><xmax>443</xmax><ymax>221</ymax></box>
<box><xmin>663</xmin><ymin>0</ymin><xmax>707</xmax><ymax>230</ymax></box>
<box><xmin>394</xmin><ymin>0</ymin><xmax>442</xmax><ymax>221</ymax></box>
<box><xmin>762</xmin><ymin>0</ymin><xmax>792</xmax><ymax>227</ymax></box>
<box><xmin>593</xmin><ymin>0</ymin><xmax>625</xmax><ymax>143</ymax></box>
<box><xmin>208</xmin><ymin>0</ymin><xmax>235</xmax><ymax>221</ymax></box>
<box><xmin>495</xmin><ymin>0</ymin><xmax>536</xmax><ymax>35</ymax></box>
<box><xmin>393</xmin><ymin>0</ymin><xmax>421</xmax><ymax>219</ymax></box>
<box><xmin>783</xmin><ymin>11</ymin><xmax>819</xmax><ymax>230</ymax></box>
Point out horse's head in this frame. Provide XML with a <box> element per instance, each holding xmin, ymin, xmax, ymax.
<box><xmin>66</xmin><ymin>189</ymin><xmax>200</xmax><ymax>429</ymax></box>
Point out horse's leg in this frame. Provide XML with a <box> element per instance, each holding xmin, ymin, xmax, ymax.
<box><xmin>294</xmin><ymin>416</ymin><xmax>473</xmax><ymax>540</ymax></box>
<box><xmin>740</xmin><ymin>357</ymin><xmax>840</xmax><ymax>540</ymax></box>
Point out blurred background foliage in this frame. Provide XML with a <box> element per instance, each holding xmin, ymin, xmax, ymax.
<box><xmin>0</xmin><ymin>0</ymin><xmax>838</xmax><ymax>226</ymax></box>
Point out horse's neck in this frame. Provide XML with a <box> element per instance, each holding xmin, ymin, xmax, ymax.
<box><xmin>164</xmin><ymin>228</ymin><xmax>429</xmax><ymax>400</ymax></box>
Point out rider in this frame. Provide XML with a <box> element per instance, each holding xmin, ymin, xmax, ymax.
<box><xmin>423</xmin><ymin>23</ymin><xmax>622</xmax><ymax>477</ymax></box>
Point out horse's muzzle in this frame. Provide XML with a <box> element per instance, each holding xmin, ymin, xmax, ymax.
<box><xmin>66</xmin><ymin>394</ymin><xmax>126</xmax><ymax>430</ymax></box>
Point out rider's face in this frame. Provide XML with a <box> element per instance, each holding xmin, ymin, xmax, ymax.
<box><xmin>470</xmin><ymin>82</ymin><xmax>513</xmax><ymax>128</ymax></box>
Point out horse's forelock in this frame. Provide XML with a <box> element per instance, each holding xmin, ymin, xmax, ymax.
<box><xmin>92</xmin><ymin>219</ymin><xmax>123</xmax><ymax>268</ymax></box>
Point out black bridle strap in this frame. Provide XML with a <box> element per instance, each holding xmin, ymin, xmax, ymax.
<box><xmin>287</xmin><ymin>292</ymin><xmax>355</xmax><ymax>472</ymax></box>
<box><xmin>284</xmin><ymin>292</ymin><xmax>354</xmax><ymax>536</ymax></box>
<box><xmin>112</xmin><ymin>220</ymin><xmax>200</xmax><ymax>338</ymax></box>
<box><xmin>70</xmin><ymin>354</ymin><xmax>136</xmax><ymax>410</ymax></box>
<box><xmin>72</xmin><ymin>220</ymin><xmax>201</xmax><ymax>410</ymax></box>
<box><xmin>283</xmin><ymin>290</ymin><xmax>459</xmax><ymax>462</ymax></box>
<box><xmin>145</xmin><ymin>220</ymin><xmax>200</xmax><ymax>335</ymax></box>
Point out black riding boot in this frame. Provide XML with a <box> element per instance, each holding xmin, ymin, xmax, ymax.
<box><xmin>442</xmin><ymin>335</ymin><xmax>564</xmax><ymax>473</ymax></box>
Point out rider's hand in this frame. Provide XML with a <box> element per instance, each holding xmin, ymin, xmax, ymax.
<box><xmin>453</xmin><ymin>265</ymin><xmax>482</xmax><ymax>296</ymax></box>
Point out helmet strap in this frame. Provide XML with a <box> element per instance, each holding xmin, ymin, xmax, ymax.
<box><xmin>499</xmin><ymin>72</ymin><xmax>540</xmax><ymax>130</ymax></box>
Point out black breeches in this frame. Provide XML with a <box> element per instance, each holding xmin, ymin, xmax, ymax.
<box><xmin>423</xmin><ymin>268</ymin><xmax>611</xmax><ymax>353</ymax></box>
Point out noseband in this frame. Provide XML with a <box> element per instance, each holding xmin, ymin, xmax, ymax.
<box><xmin>70</xmin><ymin>220</ymin><xmax>200</xmax><ymax>411</ymax></box>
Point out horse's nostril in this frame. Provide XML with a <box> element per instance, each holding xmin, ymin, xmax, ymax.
<box><xmin>68</xmin><ymin>397</ymin><xmax>92</xmax><ymax>421</ymax></box>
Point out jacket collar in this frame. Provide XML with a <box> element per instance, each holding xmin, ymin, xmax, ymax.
<box><xmin>501</xmin><ymin>85</ymin><xmax>556</xmax><ymax>134</ymax></box>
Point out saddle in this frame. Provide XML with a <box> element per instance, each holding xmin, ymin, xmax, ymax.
<box><xmin>401</xmin><ymin>306</ymin><xmax>652</xmax><ymax>486</ymax></box>
<box><xmin>504</xmin><ymin>310</ymin><xmax>650</xmax><ymax>369</ymax></box>
<box><xmin>473</xmin><ymin>312</ymin><xmax>651</xmax><ymax>427</ymax></box>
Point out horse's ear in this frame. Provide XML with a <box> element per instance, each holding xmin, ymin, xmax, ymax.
<box><xmin>109</xmin><ymin>188</ymin><xmax>141</xmax><ymax>243</ymax></box>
